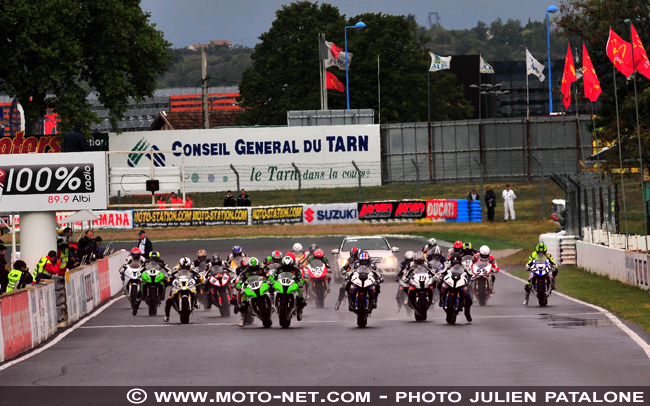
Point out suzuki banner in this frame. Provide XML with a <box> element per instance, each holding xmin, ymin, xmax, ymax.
<box><xmin>357</xmin><ymin>200</ymin><xmax>427</xmax><ymax>221</ymax></box>
<box><xmin>302</xmin><ymin>203</ymin><xmax>359</xmax><ymax>225</ymax></box>
<box><xmin>0</xmin><ymin>152</ymin><xmax>108</xmax><ymax>212</ymax></box>
<box><xmin>426</xmin><ymin>200</ymin><xmax>458</xmax><ymax>219</ymax></box>
<box><xmin>108</xmin><ymin>125</ymin><xmax>381</xmax><ymax>193</ymax></box>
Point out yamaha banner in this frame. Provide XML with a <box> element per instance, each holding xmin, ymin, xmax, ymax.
<box><xmin>357</xmin><ymin>200</ymin><xmax>426</xmax><ymax>221</ymax></box>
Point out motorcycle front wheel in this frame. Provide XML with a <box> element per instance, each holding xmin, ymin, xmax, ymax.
<box><xmin>180</xmin><ymin>296</ymin><xmax>191</xmax><ymax>324</ymax></box>
<box><xmin>218</xmin><ymin>289</ymin><xmax>230</xmax><ymax>317</ymax></box>
<box><xmin>313</xmin><ymin>281</ymin><xmax>325</xmax><ymax>308</ymax></box>
<box><xmin>356</xmin><ymin>294</ymin><xmax>368</xmax><ymax>328</ymax></box>
<box><xmin>278</xmin><ymin>296</ymin><xmax>292</xmax><ymax>328</ymax></box>
<box><xmin>477</xmin><ymin>279</ymin><xmax>488</xmax><ymax>306</ymax></box>
<box><xmin>417</xmin><ymin>292</ymin><xmax>428</xmax><ymax>321</ymax></box>
<box><xmin>129</xmin><ymin>285</ymin><xmax>139</xmax><ymax>316</ymax></box>
<box><xmin>537</xmin><ymin>279</ymin><xmax>548</xmax><ymax>307</ymax></box>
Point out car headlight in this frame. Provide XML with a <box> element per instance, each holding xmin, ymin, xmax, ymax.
<box><xmin>384</xmin><ymin>256</ymin><xmax>396</xmax><ymax>264</ymax></box>
<box><xmin>340</xmin><ymin>258</ymin><xmax>348</xmax><ymax>266</ymax></box>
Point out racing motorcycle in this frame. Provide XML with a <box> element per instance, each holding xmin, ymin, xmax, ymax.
<box><xmin>530</xmin><ymin>258</ymin><xmax>553</xmax><ymax>307</ymax></box>
<box><xmin>396</xmin><ymin>275</ymin><xmax>413</xmax><ymax>317</ymax></box>
<box><xmin>195</xmin><ymin>261</ymin><xmax>211</xmax><ymax>308</ymax></box>
<box><xmin>273</xmin><ymin>271</ymin><xmax>301</xmax><ymax>328</ymax></box>
<box><xmin>461</xmin><ymin>255</ymin><xmax>474</xmax><ymax>272</ymax></box>
<box><xmin>123</xmin><ymin>264</ymin><xmax>144</xmax><ymax>316</ymax></box>
<box><xmin>348</xmin><ymin>265</ymin><xmax>378</xmax><ymax>328</ymax></box>
<box><xmin>140</xmin><ymin>262</ymin><xmax>167</xmax><ymax>316</ymax></box>
<box><xmin>406</xmin><ymin>264</ymin><xmax>436</xmax><ymax>322</ymax></box>
<box><xmin>204</xmin><ymin>266</ymin><xmax>234</xmax><ymax>317</ymax></box>
<box><xmin>440</xmin><ymin>264</ymin><xmax>471</xmax><ymax>325</ymax></box>
<box><xmin>304</xmin><ymin>258</ymin><xmax>329</xmax><ymax>308</ymax></box>
<box><xmin>470</xmin><ymin>259</ymin><xmax>495</xmax><ymax>306</ymax></box>
<box><xmin>241</xmin><ymin>275</ymin><xmax>273</xmax><ymax>328</ymax></box>
<box><xmin>170</xmin><ymin>270</ymin><xmax>199</xmax><ymax>324</ymax></box>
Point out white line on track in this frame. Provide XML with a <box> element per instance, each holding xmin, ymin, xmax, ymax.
<box><xmin>502</xmin><ymin>271</ymin><xmax>650</xmax><ymax>360</ymax></box>
<box><xmin>0</xmin><ymin>295</ymin><xmax>125</xmax><ymax>371</ymax></box>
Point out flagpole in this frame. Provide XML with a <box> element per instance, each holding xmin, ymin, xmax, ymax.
<box><xmin>628</xmin><ymin>22</ymin><xmax>648</xmax><ymax>240</ymax></box>
<box><xmin>478</xmin><ymin>54</ymin><xmax>482</xmax><ymax>120</ymax></box>
<box><xmin>526</xmin><ymin>58</ymin><xmax>530</xmax><ymax>120</ymax></box>
<box><xmin>427</xmin><ymin>69</ymin><xmax>431</xmax><ymax>123</ymax></box>
<box><xmin>612</xmin><ymin>64</ymin><xmax>629</xmax><ymax>239</ymax></box>
<box><xmin>377</xmin><ymin>54</ymin><xmax>381</xmax><ymax>124</ymax></box>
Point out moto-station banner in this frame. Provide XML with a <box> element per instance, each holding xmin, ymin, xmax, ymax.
<box><xmin>357</xmin><ymin>200</ymin><xmax>427</xmax><ymax>221</ymax></box>
<box><xmin>133</xmin><ymin>208</ymin><xmax>248</xmax><ymax>228</ymax></box>
<box><xmin>0</xmin><ymin>152</ymin><xmax>107</xmax><ymax>212</ymax></box>
<box><xmin>302</xmin><ymin>203</ymin><xmax>359</xmax><ymax>225</ymax></box>
<box><xmin>251</xmin><ymin>205</ymin><xmax>303</xmax><ymax>225</ymax></box>
<box><xmin>426</xmin><ymin>199</ymin><xmax>458</xmax><ymax>219</ymax></box>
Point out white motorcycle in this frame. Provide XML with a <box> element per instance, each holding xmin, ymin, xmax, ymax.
<box><xmin>440</xmin><ymin>264</ymin><xmax>471</xmax><ymax>325</ymax></box>
<box><xmin>348</xmin><ymin>265</ymin><xmax>379</xmax><ymax>328</ymax></box>
<box><xmin>470</xmin><ymin>259</ymin><xmax>496</xmax><ymax>306</ymax></box>
<box><xmin>530</xmin><ymin>258</ymin><xmax>553</xmax><ymax>307</ymax></box>
<box><xmin>122</xmin><ymin>264</ymin><xmax>144</xmax><ymax>316</ymax></box>
<box><xmin>406</xmin><ymin>264</ymin><xmax>437</xmax><ymax>322</ymax></box>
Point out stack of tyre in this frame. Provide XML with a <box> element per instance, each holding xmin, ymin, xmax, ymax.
<box><xmin>446</xmin><ymin>199</ymin><xmax>469</xmax><ymax>223</ymax></box>
<box><xmin>469</xmin><ymin>200</ymin><xmax>482</xmax><ymax>222</ymax></box>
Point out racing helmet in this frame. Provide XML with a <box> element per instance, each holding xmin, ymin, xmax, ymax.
<box><xmin>285</xmin><ymin>252</ymin><xmax>296</xmax><ymax>261</ymax></box>
<box><xmin>479</xmin><ymin>245</ymin><xmax>490</xmax><ymax>260</ymax></box>
<box><xmin>271</xmin><ymin>250</ymin><xmax>283</xmax><ymax>263</ymax></box>
<box><xmin>404</xmin><ymin>250</ymin><xmax>415</xmax><ymax>262</ymax></box>
<box><xmin>358</xmin><ymin>251</ymin><xmax>370</xmax><ymax>265</ymax></box>
<box><xmin>413</xmin><ymin>251</ymin><xmax>425</xmax><ymax>265</ymax></box>
<box><xmin>313</xmin><ymin>248</ymin><xmax>324</xmax><ymax>259</ymax></box>
<box><xmin>428</xmin><ymin>238</ymin><xmax>437</xmax><ymax>247</ymax></box>
<box><xmin>130</xmin><ymin>247</ymin><xmax>142</xmax><ymax>259</ymax></box>
<box><xmin>248</xmin><ymin>257</ymin><xmax>260</xmax><ymax>268</ymax></box>
<box><xmin>463</xmin><ymin>242</ymin><xmax>473</xmax><ymax>251</ymax></box>
<box><xmin>453</xmin><ymin>241</ymin><xmax>463</xmax><ymax>252</ymax></box>
<box><xmin>232</xmin><ymin>245</ymin><xmax>242</xmax><ymax>256</ymax></box>
<box><xmin>449</xmin><ymin>252</ymin><xmax>462</xmax><ymax>266</ymax></box>
<box><xmin>536</xmin><ymin>242</ymin><xmax>547</xmax><ymax>254</ymax></box>
<box><xmin>282</xmin><ymin>256</ymin><xmax>294</xmax><ymax>267</ymax></box>
<box><xmin>349</xmin><ymin>247</ymin><xmax>360</xmax><ymax>260</ymax></box>
<box><xmin>211</xmin><ymin>254</ymin><xmax>222</xmax><ymax>266</ymax></box>
<box><xmin>432</xmin><ymin>246</ymin><xmax>443</xmax><ymax>259</ymax></box>
<box><xmin>179</xmin><ymin>257</ymin><xmax>192</xmax><ymax>269</ymax></box>
<box><xmin>149</xmin><ymin>251</ymin><xmax>160</xmax><ymax>260</ymax></box>
<box><xmin>292</xmin><ymin>243</ymin><xmax>303</xmax><ymax>254</ymax></box>
<box><xmin>308</xmin><ymin>243</ymin><xmax>319</xmax><ymax>254</ymax></box>
<box><xmin>197</xmin><ymin>249</ymin><xmax>207</xmax><ymax>262</ymax></box>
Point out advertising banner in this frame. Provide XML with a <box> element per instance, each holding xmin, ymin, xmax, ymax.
<box><xmin>426</xmin><ymin>199</ymin><xmax>458</xmax><ymax>219</ymax></box>
<box><xmin>0</xmin><ymin>152</ymin><xmax>107</xmax><ymax>212</ymax></box>
<box><xmin>357</xmin><ymin>200</ymin><xmax>427</xmax><ymax>221</ymax></box>
<box><xmin>0</xmin><ymin>132</ymin><xmax>108</xmax><ymax>155</ymax></box>
<box><xmin>302</xmin><ymin>203</ymin><xmax>359</xmax><ymax>225</ymax></box>
<box><xmin>251</xmin><ymin>205</ymin><xmax>303</xmax><ymax>225</ymax></box>
<box><xmin>108</xmin><ymin>125</ymin><xmax>381</xmax><ymax>192</ymax></box>
<box><xmin>133</xmin><ymin>208</ymin><xmax>248</xmax><ymax>228</ymax></box>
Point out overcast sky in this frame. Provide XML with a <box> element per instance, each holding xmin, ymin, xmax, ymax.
<box><xmin>140</xmin><ymin>0</ymin><xmax>564</xmax><ymax>48</ymax></box>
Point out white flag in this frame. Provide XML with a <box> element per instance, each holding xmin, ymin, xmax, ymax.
<box><xmin>319</xmin><ymin>36</ymin><xmax>352</xmax><ymax>70</ymax></box>
<box><xmin>526</xmin><ymin>48</ymin><xmax>545</xmax><ymax>82</ymax></box>
<box><xmin>429</xmin><ymin>52</ymin><xmax>451</xmax><ymax>72</ymax></box>
<box><xmin>480</xmin><ymin>56</ymin><xmax>495</xmax><ymax>74</ymax></box>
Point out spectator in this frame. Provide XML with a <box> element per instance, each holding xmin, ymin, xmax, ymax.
<box><xmin>170</xmin><ymin>192</ymin><xmax>183</xmax><ymax>207</ymax></box>
<box><xmin>224</xmin><ymin>190</ymin><xmax>236</xmax><ymax>207</ymax></box>
<box><xmin>85</xmin><ymin>236</ymin><xmax>104</xmax><ymax>263</ymax></box>
<box><xmin>484</xmin><ymin>186</ymin><xmax>497</xmax><ymax>222</ymax></box>
<box><xmin>184</xmin><ymin>195</ymin><xmax>194</xmax><ymax>209</ymax></box>
<box><xmin>468</xmin><ymin>188</ymin><xmax>480</xmax><ymax>202</ymax></box>
<box><xmin>502</xmin><ymin>183</ymin><xmax>517</xmax><ymax>221</ymax></box>
<box><xmin>63</xmin><ymin>122</ymin><xmax>92</xmax><ymax>152</ymax></box>
<box><xmin>77</xmin><ymin>230</ymin><xmax>94</xmax><ymax>261</ymax></box>
<box><xmin>33</xmin><ymin>250</ymin><xmax>62</xmax><ymax>282</ymax></box>
<box><xmin>138</xmin><ymin>230</ymin><xmax>153</xmax><ymax>257</ymax></box>
<box><xmin>0</xmin><ymin>244</ymin><xmax>8</xmax><ymax>293</ymax></box>
<box><xmin>237</xmin><ymin>189</ymin><xmax>251</xmax><ymax>207</ymax></box>
<box><xmin>5</xmin><ymin>260</ymin><xmax>34</xmax><ymax>292</ymax></box>
<box><xmin>157</xmin><ymin>195</ymin><xmax>167</xmax><ymax>209</ymax></box>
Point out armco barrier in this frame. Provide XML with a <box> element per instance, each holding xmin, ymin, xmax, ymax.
<box><xmin>0</xmin><ymin>280</ymin><xmax>56</xmax><ymax>362</ymax></box>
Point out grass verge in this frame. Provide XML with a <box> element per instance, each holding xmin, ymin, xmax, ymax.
<box><xmin>510</xmin><ymin>267</ymin><xmax>650</xmax><ymax>335</ymax></box>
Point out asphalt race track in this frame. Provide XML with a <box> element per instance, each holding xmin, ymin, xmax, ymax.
<box><xmin>1</xmin><ymin>236</ymin><xmax>649</xmax><ymax>386</ymax></box>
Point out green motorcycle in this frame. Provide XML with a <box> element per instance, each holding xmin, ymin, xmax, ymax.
<box><xmin>140</xmin><ymin>262</ymin><xmax>167</xmax><ymax>316</ymax></box>
<box><xmin>272</xmin><ymin>271</ymin><xmax>301</xmax><ymax>328</ymax></box>
<box><xmin>242</xmin><ymin>275</ymin><xmax>273</xmax><ymax>328</ymax></box>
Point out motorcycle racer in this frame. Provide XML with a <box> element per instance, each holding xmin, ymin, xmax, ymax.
<box><xmin>119</xmin><ymin>247</ymin><xmax>145</xmax><ymax>281</ymax></box>
<box><xmin>163</xmin><ymin>257</ymin><xmax>202</xmax><ymax>322</ymax></box>
<box><xmin>267</xmin><ymin>256</ymin><xmax>307</xmax><ymax>321</ymax></box>
<box><xmin>234</xmin><ymin>257</ymin><xmax>268</xmax><ymax>327</ymax></box>
<box><xmin>347</xmin><ymin>251</ymin><xmax>384</xmax><ymax>310</ymax></box>
<box><xmin>472</xmin><ymin>245</ymin><xmax>499</xmax><ymax>293</ymax></box>
<box><xmin>334</xmin><ymin>247</ymin><xmax>360</xmax><ymax>310</ymax></box>
<box><xmin>524</xmin><ymin>242</ymin><xmax>558</xmax><ymax>305</ymax></box>
<box><xmin>438</xmin><ymin>252</ymin><xmax>473</xmax><ymax>322</ymax></box>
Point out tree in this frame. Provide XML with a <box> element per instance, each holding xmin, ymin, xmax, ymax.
<box><xmin>237</xmin><ymin>1</ymin><xmax>473</xmax><ymax>126</ymax></box>
<box><xmin>0</xmin><ymin>0</ymin><xmax>171</xmax><ymax>134</ymax></box>
<box><xmin>555</xmin><ymin>0</ymin><xmax>650</xmax><ymax>171</ymax></box>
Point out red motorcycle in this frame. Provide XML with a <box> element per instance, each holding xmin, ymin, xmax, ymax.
<box><xmin>205</xmin><ymin>266</ymin><xmax>234</xmax><ymax>317</ymax></box>
<box><xmin>304</xmin><ymin>258</ymin><xmax>329</xmax><ymax>308</ymax></box>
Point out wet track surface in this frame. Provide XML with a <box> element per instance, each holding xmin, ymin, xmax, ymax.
<box><xmin>1</xmin><ymin>236</ymin><xmax>649</xmax><ymax>386</ymax></box>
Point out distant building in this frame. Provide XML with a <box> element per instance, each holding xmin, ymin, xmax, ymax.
<box><xmin>188</xmin><ymin>40</ymin><xmax>233</xmax><ymax>51</ymax></box>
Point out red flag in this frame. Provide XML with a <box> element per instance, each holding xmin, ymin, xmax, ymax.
<box><xmin>606</xmin><ymin>28</ymin><xmax>634</xmax><ymax>77</ymax></box>
<box><xmin>561</xmin><ymin>44</ymin><xmax>577</xmax><ymax>109</ymax></box>
<box><xmin>631</xmin><ymin>24</ymin><xmax>650</xmax><ymax>80</ymax></box>
<box><xmin>326</xmin><ymin>71</ymin><xmax>345</xmax><ymax>92</ymax></box>
<box><xmin>582</xmin><ymin>44</ymin><xmax>601</xmax><ymax>102</ymax></box>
